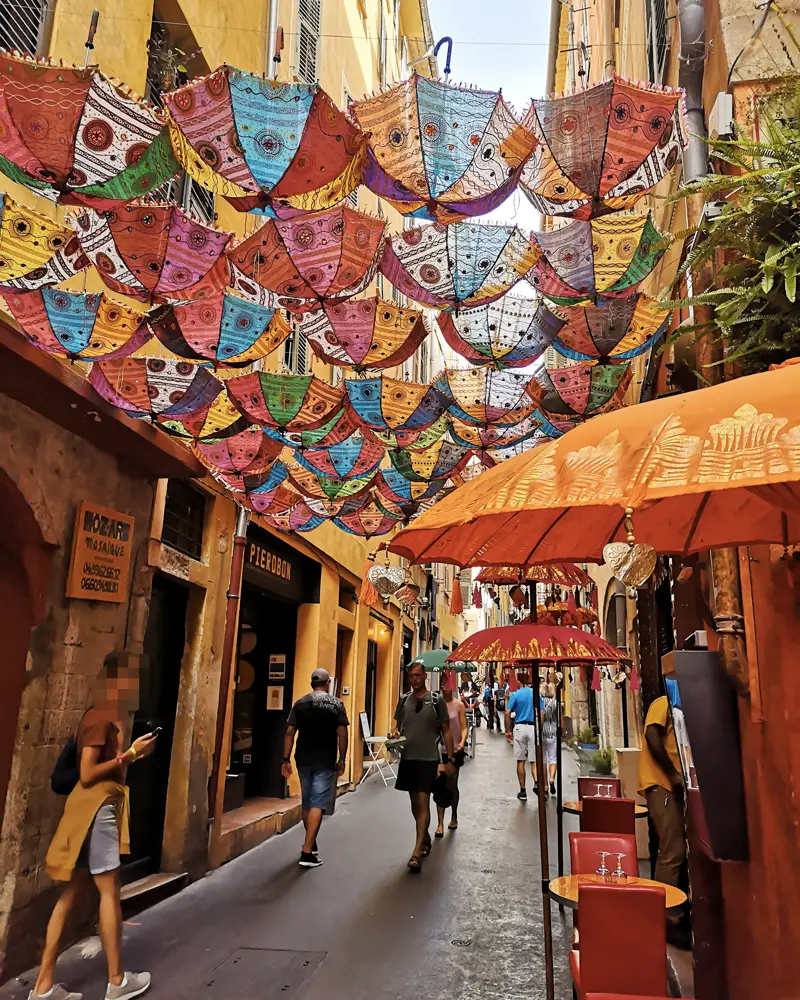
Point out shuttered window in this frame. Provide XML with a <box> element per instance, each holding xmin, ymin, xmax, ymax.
<box><xmin>297</xmin><ymin>0</ymin><xmax>322</xmax><ymax>84</ymax></box>
<box><xmin>645</xmin><ymin>0</ymin><xmax>668</xmax><ymax>85</ymax></box>
<box><xmin>283</xmin><ymin>329</ymin><xmax>310</xmax><ymax>374</ymax></box>
<box><xmin>0</xmin><ymin>0</ymin><xmax>48</xmax><ymax>56</ymax></box>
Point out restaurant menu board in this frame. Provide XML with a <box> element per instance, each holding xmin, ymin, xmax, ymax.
<box><xmin>66</xmin><ymin>501</ymin><xmax>134</xmax><ymax>603</ymax></box>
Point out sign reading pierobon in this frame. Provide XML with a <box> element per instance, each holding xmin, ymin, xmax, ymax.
<box><xmin>66</xmin><ymin>501</ymin><xmax>135</xmax><ymax>603</ymax></box>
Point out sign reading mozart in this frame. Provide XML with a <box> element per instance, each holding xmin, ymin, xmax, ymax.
<box><xmin>66</xmin><ymin>502</ymin><xmax>135</xmax><ymax>603</ymax></box>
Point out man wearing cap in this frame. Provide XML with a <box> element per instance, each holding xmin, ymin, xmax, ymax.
<box><xmin>282</xmin><ymin>669</ymin><xmax>349</xmax><ymax>868</ymax></box>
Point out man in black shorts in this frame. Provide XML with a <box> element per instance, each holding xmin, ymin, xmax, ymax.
<box><xmin>392</xmin><ymin>663</ymin><xmax>456</xmax><ymax>873</ymax></box>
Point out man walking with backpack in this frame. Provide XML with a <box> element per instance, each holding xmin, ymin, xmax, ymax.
<box><xmin>392</xmin><ymin>663</ymin><xmax>456</xmax><ymax>873</ymax></box>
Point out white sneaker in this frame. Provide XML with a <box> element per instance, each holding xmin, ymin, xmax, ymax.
<box><xmin>28</xmin><ymin>986</ymin><xmax>83</xmax><ymax>1000</ymax></box>
<box><xmin>104</xmin><ymin>972</ymin><xmax>151</xmax><ymax>1000</ymax></box>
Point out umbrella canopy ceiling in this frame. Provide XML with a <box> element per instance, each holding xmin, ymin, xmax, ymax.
<box><xmin>550</xmin><ymin>295</ymin><xmax>670</xmax><ymax>363</ymax></box>
<box><xmin>476</xmin><ymin>563</ymin><xmax>593</xmax><ymax>587</ymax></box>
<box><xmin>389</xmin><ymin>365</ymin><xmax>800</xmax><ymax>566</ymax></box>
<box><xmin>448</xmin><ymin>625</ymin><xmax>628</xmax><ymax>663</ymax></box>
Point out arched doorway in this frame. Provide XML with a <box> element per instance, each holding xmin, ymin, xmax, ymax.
<box><xmin>0</xmin><ymin>469</ymin><xmax>56</xmax><ymax>833</ymax></box>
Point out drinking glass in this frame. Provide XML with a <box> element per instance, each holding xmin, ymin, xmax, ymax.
<box><xmin>595</xmin><ymin>851</ymin><xmax>610</xmax><ymax>876</ymax></box>
<box><xmin>613</xmin><ymin>853</ymin><xmax>628</xmax><ymax>879</ymax></box>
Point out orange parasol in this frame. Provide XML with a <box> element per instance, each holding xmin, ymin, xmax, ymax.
<box><xmin>449</xmin><ymin>624</ymin><xmax>627</xmax><ymax>664</ymax></box>
<box><xmin>390</xmin><ymin>365</ymin><xmax>800</xmax><ymax>567</ymax></box>
<box><xmin>476</xmin><ymin>563</ymin><xmax>592</xmax><ymax>587</ymax></box>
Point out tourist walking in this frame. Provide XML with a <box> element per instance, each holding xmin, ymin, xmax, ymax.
<box><xmin>540</xmin><ymin>680</ymin><xmax>559</xmax><ymax>795</ymax></box>
<box><xmin>434</xmin><ymin>686</ymin><xmax>468</xmax><ymax>837</ymax></box>
<box><xmin>494</xmin><ymin>678</ymin><xmax>507</xmax><ymax>733</ymax></box>
<box><xmin>31</xmin><ymin>652</ymin><xmax>156</xmax><ymax>1000</ymax></box>
<box><xmin>505</xmin><ymin>672</ymin><xmax>539</xmax><ymax>800</ymax></box>
<box><xmin>482</xmin><ymin>679</ymin><xmax>497</xmax><ymax>731</ymax></box>
<box><xmin>282</xmin><ymin>668</ymin><xmax>349</xmax><ymax>869</ymax></box>
<box><xmin>392</xmin><ymin>663</ymin><xmax>456</xmax><ymax>873</ymax></box>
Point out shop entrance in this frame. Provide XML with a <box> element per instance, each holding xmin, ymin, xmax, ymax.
<box><xmin>126</xmin><ymin>573</ymin><xmax>188</xmax><ymax>880</ymax></box>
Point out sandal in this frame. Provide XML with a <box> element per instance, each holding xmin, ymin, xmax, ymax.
<box><xmin>448</xmin><ymin>822</ymin><xmax>458</xmax><ymax>831</ymax></box>
<box><xmin>421</xmin><ymin>834</ymin><xmax>432</xmax><ymax>856</ymax></box>
<box><xmin>407</xmin><ymin>855</ymin><xmax>422</xmax><ymax>873</ymax></box>
<box><xmin>434</xmin><ymin>829</ymin><xmax>444</xmax><ymax>839</ymax></box>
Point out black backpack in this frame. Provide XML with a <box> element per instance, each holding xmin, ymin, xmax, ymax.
<box><xmin>50</xmin><ymin>737</ymin><xmax>79</xmax><ymax>795</ymax></box>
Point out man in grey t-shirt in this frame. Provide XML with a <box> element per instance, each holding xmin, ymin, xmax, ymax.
<box><xmin>392</xmin><ymin>663</ymin><xmax>455</xmax><ymax>873</ymax></box>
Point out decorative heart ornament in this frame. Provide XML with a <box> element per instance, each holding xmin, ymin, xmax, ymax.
<box><xmin>367</xmin><ymin>564</ymin><xmax>406</xmax><ymax>598</ymax></box>
<box><xmin>603</xmin><ymin>541</ymin><xmax>657</xmax><ymax>588</ymax></box>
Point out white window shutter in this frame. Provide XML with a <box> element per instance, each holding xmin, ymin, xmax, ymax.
<box><xmin>297</xmin><ymin>0</ymin><xmax>322</xmax><ymax>84</ymax></box>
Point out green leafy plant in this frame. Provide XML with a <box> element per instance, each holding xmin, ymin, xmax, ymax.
<box><xmin>665</xmin><ymin>78</ymin><xmax>800</xmax><ymax>374</ymax></box>
<box><xmin>591</xmin><ymin>747</ymin><xmax>615</xmax><ymax>775</ymax></box>
<box><xmin>577</xmin><ymin>725</ymin><xmax>597</xmax><ymax>745</ymax></box>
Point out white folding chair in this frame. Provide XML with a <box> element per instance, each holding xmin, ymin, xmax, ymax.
<box><xmin>359</xmin><ymin>711</ymin><xmax>397</xmax><ymax>786</ymax></box>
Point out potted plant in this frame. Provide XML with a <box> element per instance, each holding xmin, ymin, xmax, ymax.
<box><xmin>591</xmin><ymin>747</ymin><xmax>615</xmax><ymax>776</ymax></box>
<box><xmin>577</xmin><ymin>726</ymin><xmax>599</xmax><ymax>751</ymax></box>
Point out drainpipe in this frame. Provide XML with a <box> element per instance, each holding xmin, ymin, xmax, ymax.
<box><xmin>265</xmin><ymin>0</ymin><xmax>280</xmax><ymax>79</ymax></box>
<box><xmin>679</xmin><ymin>0</ymin><xmax>709</xmax><ymax>186</ymax></box>
<box><xmin>546</xmin><ymin>0</ymin><xmax>561</xmax><ymax>94</ymax></box>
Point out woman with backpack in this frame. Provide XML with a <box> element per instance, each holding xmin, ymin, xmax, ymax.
<box><xmin>31</xmin><ymin>653</ymin><xmax>157</xmax><ymax>1000</ymax></box>
<box><xmin>539</xmin><ymin>680</ymin><xmax>560</xmax><ymax>796</ymax></box>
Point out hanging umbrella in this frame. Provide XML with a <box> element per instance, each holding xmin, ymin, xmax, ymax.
<box><xmin>408</xmin><ymin>649</ymin><xmax>472</xmax><ymax>672</ymax></box>
<box><xmin>227</xmin><ymin>371</ymin><xmax>344</xmax><ymax>431</ymax></box>
<box><xmin>334</xmin><ymin>496</ymin><xmax>401</xmax><ymax>537</ymax></box>
<box><xmin>0</xmin><ymin>53</ymin><xmax>178</xmax><ymax>207</ymax></box>
<box><xmin>287</xmin><ymin>461</ymin><xmax>378</xmax><ymax>503</ymax></box>
<box><xmin>148</xmin><ymin>291</ymin><xmax>291</xmax><ymax>367</ymax></box>
<box><xmin>448</xmin><ymin>413</ymin><xmax>544</xmax><ymax>451</ymax></box>
<box><xmin>192</xmin><ymin>425</ymin><xmax>283</xmax><ymax>474</ymax></box>
<box><xmin>296</xmin><ymin>294</ymin><xmax>429</xmax><ymax>371</ymax></box>
<box><xmin>476</xmin><ymin>564</ymin><xmax>592</xmax><ymax>587</ymax></box>
<box><xmin>157</xmin><ymin>390</ymin><xmax>250</xmax><ymax>442</ymax></box>
<box><xmin>90</xmin><ymin>356</ymin><xmax>222</xmax><ymax>420</ymax></box>
<box><xmin>389</xmin><ymin>440</ymin><xmax>474</xmax><ymax>483</ymax></box>
<box><xmin>3</xmin><ymin>288</ymin><xmax>150</xmax><ymax>360</ymax></box>
<box><xmin>519</xmin><ymin>75</ymin><xmax>687</xmax><ymax>219</ymax></box>
<box><xmin>73</xmin><ymin>204</ymin><xmax>232</xmax><ymax>302</ymax></box>
<box><xmin>530</xmin><ymin>361</ymin><xmax>632</xmax><ymax>420</ymax></box>
<box><xmin>293</xmin><ymin>429</ymin><xmax>384</xmax><ymax>480</ymax></box>
<box><xmin>365</xmin><ymin>414</ymin><xmax>451</xmax><ymax>452</ymax></box>
<box><xmin>0</xmin><ymin>195</ymin><xmax>82</xmax><ymax>288</ymax></box>
<box><xmin>164</xmin><ymin>68</ymin><xmax>365</xmax><ymax>215</ymax></box>
<box><xmin>437</xmin><ymin>368</ymin><xmax>538</xmax><ymax>426</ymax></box>
<box><xmin>437</xmin><ymin>295</ymin><xmax>563</xmax><ymax>369</ymax></box>
<box><xmin>388</xmin><ymin>363</ymin><xmax>800</xmax><ymax>567</ymax></box>
<box><xmin>263</xmin><ymin>408</ymin><xmax>363</xmax><ymax>450</ymax></box>
<box><xmin>550</xmin><ymin>295</ymin><xmax>670</xmax><ymax>362</ymax></box>
<box><xmin>374</xmin><ymin>489</ymin><xmax>451</xmax><ymax>523</ymax></box>
<box><xmin>351</xmin><ymin>74</ymin><xmax>536</xmax><ymax>223</ymax></box>
<box><xmin>261</xmin><ymin>501</ymin><xmax>328</xmax><ymax>532</ymax></box>
<box><xmin>526</xmin><ymin>213</ymin><xmax>666</xmax><ymax>305</ymax></box>
<box><xmin>379</xmin><ymin>222</ymin><xmax>539</xmax><ymax>309</ymax></box>
<box><xmin>448</xmin><ymin>624</ymin><xmax>628</xmax><ymax>664</ymax></box>
<box><xmin>375</xmin><ymin>469</ymin><xmax>452</xmax><ymax>507</ymax></box>
<box><xmin>213</xmin><ymin>460</ymin><xmax>290</xmax><ymax>497</ymax></box>
<box><xmin>227</xmin><ymin>204</ymin><xmax>386</xmax><ymax>309</ymax></box>
<box><xmin>345</xmin><ymin>374</ymin><xmax>452</xmax><ymax>433</ymax></box>
<box><xmin>486</xmin><ymin>431</ymin><xmax>555</xmax><ymax>463</ymax></box>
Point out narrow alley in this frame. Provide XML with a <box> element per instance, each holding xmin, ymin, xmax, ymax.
<box><xmin>1</xmin><ymin>734</ymin><xmax>575</xmax><ymax>1000</ymax></box>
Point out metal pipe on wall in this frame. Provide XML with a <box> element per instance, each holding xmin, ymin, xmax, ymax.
<box><xmin>266</xmin><ymin>0</ymin><xmax>280</xmax><ymax>78</ymax></box>
<box><xmin>546</xmin><ymin>0</ymin><xmax>562</xmax><ymax>94</ymax></box>
<box><xmin>679</xmin><ymin>0</ymin><xmax>708</xmax><ymax>185</ymax></box>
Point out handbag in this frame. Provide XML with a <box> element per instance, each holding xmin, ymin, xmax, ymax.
<box><xmin>50</xmin><ymin>736</ymin><xmax>79</xmax><ymax>795</ymax></box>
<box><xmin>432</xmin><ymin>770</ymin><xmax>453</xmax><ymax>809</ymax></box>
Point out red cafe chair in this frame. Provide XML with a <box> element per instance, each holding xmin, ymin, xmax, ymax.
<box><xmin>569</xmin><ymin>832</ymin><xmax>638</xmax><ymax>876</ymax></box>
<box><xmin>581</xmin><ymin>796</ymin><xmax>635</xmax><ymax>835</ymax></box>
<box><xmin>570</xmin><ymin>883</ymin><xmax>667</xmax><ymax>1000</ymax></box>
<box><xmin>578</xmin><ymin>776</ymin><xmax>622</xmax><ymax>800</ymax></box>
<box><xmin>587</xmin><ymin>996</ymin><xmax>672</xmax><ymax>1000</ymax></box>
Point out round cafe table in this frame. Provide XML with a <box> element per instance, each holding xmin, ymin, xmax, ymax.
<box><xmin>563</xmin><ymin>800</ymin><xmax>649</xmax><ymax>818</ymax></box>
<box><xmin>548</xmin><ymin>874</ymin><xmax>687</xmax><ymax>910</ymax></box>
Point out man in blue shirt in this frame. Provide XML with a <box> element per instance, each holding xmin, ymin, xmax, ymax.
<box><xmin>505</xmin><ymin>672</ymin><xmax>539</xmax><ymax>801</ymax></box>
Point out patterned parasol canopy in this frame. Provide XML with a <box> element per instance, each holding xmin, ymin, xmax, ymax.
<box><xmin>227</xmin><ymin>372</ymin><xmax>344</xmax><ymax>431</ymax></box>
<box><xmin>530</xmin><ymin>362</ymin><xmax>633</xmax><ymax>420</ymax></box>
<box><xmin>334</xmin><ymin>496</ymin><xmax>401</xmax><ymax>537</ymax></box>
<box><xmin>476</xmin><ymin>563</ymin><xmax>593</xmax><ymax>586</ymax></box>
<box><xmin>192</xmin><ymin>425</ymin><xmax>283</xmax><ymax>474</ymax></box>
<box><xmin>345</xmin><ymin>375</ymin><xmax>452</xmax><ymax>433</ymax></box>
<box><xmin>0</xmin><ymin>195</ymin><xmax>86</xmax><ymax>289</ymax></box>
<box><xmin>286</xmin><ymin>461</ymin><xmax>378</xmax><ymax>503</ymax></box>
<box><xmin>448</xmin><ymin>624</ymin><xmax>629</xmax><ymax>663</ymax></box>
<box><xmin>213</xmin><ymin>460</ymin><xmax>290</xmax><ymax>497</ymax></box>
<box><xmin>351</xmin><ymin>74</ymin><xmax>537</xmax><ymax>223</ymax></box>
<box><xmin>365</xmin><ymin>414</ymin><xmax>450</xmax><ymax>453</ymax></box>
<box><xmin>448</xmin><ymin>413</ymin><xmax>544</xmax><ymax>452</ymax></box>
<box><xmin>0</xmin><ymin>53</ymin><xmax>179</xmax><ymax>207</ymax></box>
<box><xmin>519</xmin><ymin>76</ymin><xmax>687</xmax><ymax>219</ymax></box>
<box><xmin>148</xmin><ymin>291</ymin><xmax>291</xmax><ymax>367</ymax></box>
<box><xmin>293</xmin><ymin>428</ymin><xmax>385</xmax><ymax>480</ymax></box>
<box><xmin>261</xmin><ymin>501</ymin><xmax>327</xmax><ymax>532</ymax></box>
<box><xmin>389</xmin><ymin>440</ymin><xmax>474</xmax><ymax>483</ymax></box>
<box><xmin>3</xmin><ymin>288</ymin><xmax>151</xmax><ymax>360</ymax></box>
<box><xmin>90</xmin><ymin>356</ymin><xmax>222</xmax><ymax>419</ymax></box>
<box><xmin>437</xmin><ymin>295</ymin><xmax>563</xmax><ymax>369</ymax></box>
<box><xmin>375</xmin><ymin>469</ymin><xmax>452</xmax><ymax>507</ymax></box>
<box><xmin>156</xmin><ymin>390</ymin><xmax>250</xmax><ymax>441</ymax></box>
<box><xmin>227</xmin><ymin>204</ymin><xmax>386</xmax><ymax>309</ymax></box>
<box><xmin>436</xmin><ymin>368</ymin><xmax>538</xmax><ymax>426</ymax></box>
<box><xmin>296</xmin><ymin>295</ymin><xmax>429</xmax><ymax>371</ymax></box>
<box><xmin>73</xmin><ymin>204</ymin><xmax>232</xmax><ymax>302</ymax></box>
<box><xmin>164</xmin><ymin>69</ymin><xmax>365</xmax><ymax>215</ymax></box>
<box><xmin>526</xmin><ymin>213</ymin><xmax>665</xmax><ymax>305</ymax></box>
<box><xmin>379</xmin><ymin>222</ymin><xmax>539</xmax><ymax>309</ymax></box>
<box><xmin>550</xmin><ymin>295</ymin><xmax>671</xmax><ymax>362</ymax></box>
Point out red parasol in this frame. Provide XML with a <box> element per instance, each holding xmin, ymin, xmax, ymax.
<box><xmin>447</xmin><ymin>624</ymin><xmax>628</xmax><ymax>664</ymax></box>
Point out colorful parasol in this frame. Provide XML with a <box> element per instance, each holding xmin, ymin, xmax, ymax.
<box><xmin>476</xmin><ymin>563</ymin><xmax>593</xmax><ymax>587</ymax></box>
<box><xmin>375</xmin><ymin>469</ymin><xmax>451</xmax><ymax>507</ymax></box>
<box><xmin>3</xmin><ymin>288</ymin><xmax>150</xmax><ymax>360</ymax></box>
<box><xmin>227</xmin><ymin>372</ymin><xmax>344</xmax><ymax>431</ymax></box>
<box><xmin>286</xmin><ymin>461</ymin><xmax>377</xmax><ymax>503</ymax></box>
<box><xmin>213</xmin><ymin>460</ymin><xmax>290</xmax><ymax>497</ymax></box>
<box><xmin>89</xmin><ymin>356</ymin><xmax>222</xmax><ymax>419</ymax></box>
<box><xmin>437</xmin><ymin>295</ymin><xmax>563</xmax><ymax>369</ymax></box>
<box><xmin>526</xmin><ymin>213</ymin><xmax>665</xmax><ymax>305</ymax></box>
<box><xmin>334</xmin><ymin>496</ymin><xmax>401</xmax><ymax>537</ymax></box>
<box><xmin>351</xmin><ymin>74</ymin><xmax>537</xmax><ymax>223</ymax></box>
<box><xmin>446</xmin><ymin>624</ymin><xmax>629</xmax><ymax>663</ymax></box>
<box><xmin>0</xmin><ymin>195</ymin><xmax>83</xmax><ymax>288</ymax></box>
<box><xmin>227</xmin><ymin>204</ymin><xmax>385</xmax><ymax>309</ymax></box>
<box><xmin>379</xmin><ymin>222</ymin><xmax>539</xmax><ymax>309</ymax></box>
<box><xmin>0</xmin><ymin>54</ymin><xmax>178</xmax><ymax>207</ymax></box>
<box><xmin>164</xmin><ymin>69</ymin><xmax>365</xmax><ymax>215</ymax></box>
<box><xmin>73</xmin><ymin>204</ymin><xmax>231</xmax><ymax>302</ymax></box>
<box><xmin>519</xmin><ymin>76</ymin><xmax>687</xmax><ymax>219</ymax></box>
<box><xmin>263</xmin><ymin>408</ymin><xmax>363</xmax><ymax>450</ymax></box>
<box><xmin>365</xmin><ymin>414</ymin><xmax>451</xmax><ymax>452</ymax></box>
<box><xmin>261</xmin><ymin>501</ymin><xmax>327</xmax><ymax>533</ymax></box>
<box><xmin>389</xmin><ymin>364</ymin><xmax>800</xmax><ymax>567</ymax></box>
<box><xmin>156</xmin><ymin>390</ymin><xmax>249</xmax><ymax>441</ymax></box>
<box><xmin>296</xmin><ymin>295</ymin><xmax>429</xmax><ymax>371</ymax></box>
<box><xmin>148</xmin><ymin>291</ymin><xmax>291</xmax><ymax>367</ymax></box>
<box><xmin>530</xmin><ymin>362</ymin><xmax>633</xmax><ymax>419</ymax></box>
<box><xmin>389</xmin><ymin>439</ymin><xmax>474</xmax><ymax>482</ymax></box>
<box><xmin>345</xmin><ymin>375</ymin><xmax>452</xmax><ymax>433</ymax></box>
<box><xmin>448</xmin><ymin>413</ymin><xmax>544</xmax><ymax>451</ymax></box>
<box><xmin>293</xmin><ymin>429</ymin><xmax>384</xmax><ymax>480</ymax></box>
<box><xmin>436</xmin><ymin>368</ymin><xmax>538</xmax><ymax>426</ymax></box>
<box><xmin>375</xmin><ymin>490</ymin><xmax>448</xmax><ymax>523</ymax></box>
<box><xmin>192</xmin><ymin>426</ymin><xmax>283</xmax><ymax>474</ymax></box>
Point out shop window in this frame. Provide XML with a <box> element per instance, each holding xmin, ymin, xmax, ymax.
<box><xmin>162</xmin><ymin>481</ymin><xmax>206</xmax><ymax>560</ymax></box>
<box><xmin>0</xmin><ymin>0</ymin><xmax>48</xmax><ymax>55</ymax></box>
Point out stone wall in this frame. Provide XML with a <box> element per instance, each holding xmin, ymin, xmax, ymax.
<box><xmin>0</xmin><ymin>393</ymin><xmax>156</xmax><ymax>980</ymax></box>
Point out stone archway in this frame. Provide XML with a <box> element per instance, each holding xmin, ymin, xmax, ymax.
<box><xmin>0</xmin><ymin>467</ymin><xmax>57</xmax><ymax>834</ymax></box>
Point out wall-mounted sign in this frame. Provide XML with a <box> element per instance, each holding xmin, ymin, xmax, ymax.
<box><xmin>66</xmin><ymin>502</ymin><xmax>134</xmax><ymax>603</ymax></box>
<box><xmin>246</xmin><ymin>540</ymin><xmax>292</xmax><ymax>581</ymax></box>
<box><xmin>242</xmin><ymin>525</ymin><xmax>321</xmax><ymax>603</ymax></box>
<box><xmin>267</xmin><ymin>686</ymin><xmax>284</xmax><ymax>711</ymax></box>
<box><xmin>269</xmin><ymin>654</ymin><xmax>287</xmax><ymax>680</ymax></box>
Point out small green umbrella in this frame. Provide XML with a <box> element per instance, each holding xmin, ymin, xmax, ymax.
<box><xmin>409</xmin><ymin>650</ymin><xmax>473</xmax><ymax>672</ymax></box>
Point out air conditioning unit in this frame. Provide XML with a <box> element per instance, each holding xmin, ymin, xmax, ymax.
<box><xmin>709</xmin><ymin>92</ymin><xmax>734</xmax><ymax>139</ymax></box>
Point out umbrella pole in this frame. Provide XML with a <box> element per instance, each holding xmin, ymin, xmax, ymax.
<box><xmin>556</xmin><ymin>676</ymin><xmax>565</xmax><ymax>880</ymax></box>
<box><xmin>534</xmin><ymin>661</ymin><xmax>555</xmax><ymax>1000</ymax></box>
